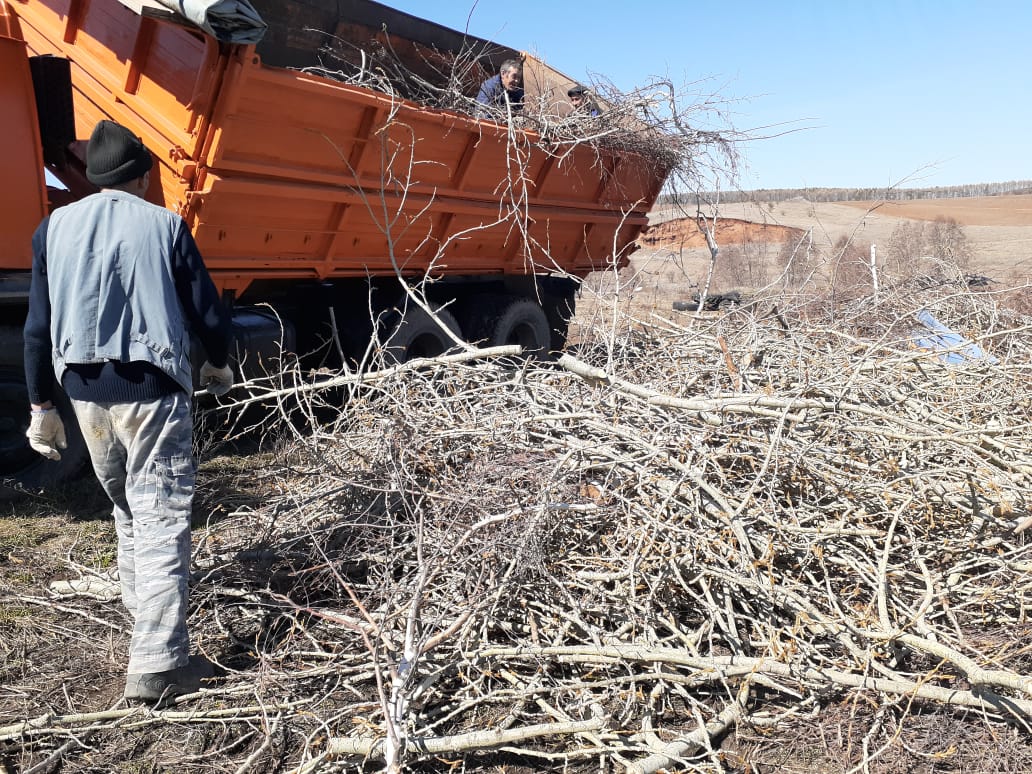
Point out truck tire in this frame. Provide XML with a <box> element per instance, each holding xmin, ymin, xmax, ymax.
<box><xmin>538</xmin><ymin>279</ymin><xmax>578</xmax><ymax>353</ymax></box>
<box><xmin>0</xmin><ymin>361</ymin><xmax>91</xmax><ymax>501</ymax></box>
<box><xmin>380</xmin><ymin>304</ymin><xmax>462</xmax><ymax>364</ymax></box>
<box><xmin>717</xmin><ymin>292</ymin><xmax>743</xmax><ymax>312</ymax></box>
<box><xmin>672</xmin><ymin>300</ymin><xmax>700</xmax><ymax>312</ymax></box>
<box><xmin>482</xmin><ymin>297</ymin><xmax>551</xmax><ymax>359</ymax></box>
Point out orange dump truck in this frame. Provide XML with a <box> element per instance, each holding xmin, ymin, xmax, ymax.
<box><xmin>0</xmin><ymin>0</ymin><xmax>671</xmax><ymax>494</ymax></box>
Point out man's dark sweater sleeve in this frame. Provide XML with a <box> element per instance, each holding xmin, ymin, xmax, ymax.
<box><xmin>24</xmin><ymin>217</ymin><xmax>55</xmax><ymax>405</ymax></box>
<box><xmin>476</xmin><ymin>75</ymin><xmax>500</xmax><ymax>105</ymax></box>
<box><xmin>170</xmin><ymin>222</ymin><xmax>232</xmax><ymax>368</ymax></box>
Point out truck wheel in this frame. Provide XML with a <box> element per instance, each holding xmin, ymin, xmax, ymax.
<box><xmin>717</xmin><ymin>295</ymin><xmax>742</xmax><ymax>312</ymax></box>
<box><xmin>485</xmin><ymin>297</ymin><xmax>551</xmax><ymax>359</ymax></box>
<box><xmin>0</xmin><ymin>366</ymin><xmax>91</xmax><ymax>501</ymax></box>
<box><xmin>380</xmin><ymin>304</ymin><xmax>462</xmax><ymax>364</ymax></box>
<box><xmin>538</xmin><ymin>280</ymin><xmax>578</xmax><ymax>353</ymax></box>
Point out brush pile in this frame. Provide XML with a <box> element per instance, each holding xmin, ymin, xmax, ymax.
<box><xmin>5</xmin><ymin>284</ymin><xmax>1031</xmax><ymax>773</ymax></box>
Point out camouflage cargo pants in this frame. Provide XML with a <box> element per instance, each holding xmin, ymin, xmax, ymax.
<box><xmin>71</xmin><ymin>393</ymin><xmax>194</xmax><ymax>674</ymax></box>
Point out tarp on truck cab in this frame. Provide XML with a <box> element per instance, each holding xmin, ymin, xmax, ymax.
<box><xmin>122</xmin><ymin>0</ymin><xmax>266</xmax><ymax>42</ymax></box>
<box><xmin>248</xmin><ymin>0</ymin><xmax>517</xmax><ymax>71</ymax></box>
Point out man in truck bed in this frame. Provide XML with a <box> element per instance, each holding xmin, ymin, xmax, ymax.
<box><xmin>23</xmin><ymin>119</ymin><xmax>234</xmax><ymax>706</ymax></box>
<box><xmin>475</xmin><ymin>58</ymin><xmax>525</xmax><ymax>117</ymax></box>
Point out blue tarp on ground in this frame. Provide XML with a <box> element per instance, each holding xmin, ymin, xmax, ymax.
<box><xmin>912</xmin><ymin>309</ymin><xmax>998</xmax><ymax>365</ymax></box>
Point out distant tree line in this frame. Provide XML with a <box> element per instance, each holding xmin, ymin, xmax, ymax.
<box><xmin>659</xmin><ymin>179</ymin><xmax>1032</xmax><ymax>206</ymax></box>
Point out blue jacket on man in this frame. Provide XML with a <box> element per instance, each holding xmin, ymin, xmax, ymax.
<box><xmin>475</xmin><ymin>61</ymin><xmax>524</xmax><ymax>118</ymax></box>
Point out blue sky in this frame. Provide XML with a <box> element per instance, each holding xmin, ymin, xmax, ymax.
<box><xmin>384</xmin><ymin>1</ymin><xmax>1031</xmax><ymax>192</ymax></box>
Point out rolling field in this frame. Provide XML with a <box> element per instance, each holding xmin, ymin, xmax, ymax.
<box><xmin>606</xmin><ymin>194</ymin><xmax>1032</xmax><ymax>316</ymax></box>
<box><xmin>646</xmin><ymin>194</ymin><xmax>1032</xmax><ymax>281</ymax></box>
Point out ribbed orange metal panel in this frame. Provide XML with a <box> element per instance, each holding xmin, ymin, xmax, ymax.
<box><xmin>0</xmin><ymin>1</ymin><xmax>47</xmax><ymax>269</ymax></box>
<box><xmin>190</xmin><ymin>50</ymin><xmax>659</xmax><ymax>284</ymax></box>
<box><xmin>13</xmin><ymin>0</ymin><xmax>221</xmax><ymax>211</ymax></box>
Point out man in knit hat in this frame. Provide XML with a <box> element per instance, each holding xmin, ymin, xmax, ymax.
<box><xmin>23</xmin><ymin>119</ymin><xmax>234</xmax><ymax>706</ymax></box>
<box><xmin>567</xmin><ymin>84</ymin><xmax>600</xmax><ymax>117</ymax></box>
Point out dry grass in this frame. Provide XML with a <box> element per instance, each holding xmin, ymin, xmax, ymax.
<box><xmin>647</xmin><ymin>197</ymin><xmax>1032</xmax><ymax>287</ymax></box>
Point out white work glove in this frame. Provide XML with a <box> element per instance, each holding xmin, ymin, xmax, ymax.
<box><xmin>200</xmin><ymin>361</ymin><xmax>234</xmax><ymax>397</ymax></box>
<box><xmin>27</xmin><ymin>408</ymin><xmax>67</xmax><ymax>461</ymax></box>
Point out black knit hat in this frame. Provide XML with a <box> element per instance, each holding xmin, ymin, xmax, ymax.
<box><xmin>86</xmin><ymin>120</ymin><xmax>153</xmax><ymax>187</ymax></box>
<box><xmin>568</xmin><ymin>84</ymin><xmax>587</xmax><ymax>97</ymax></box>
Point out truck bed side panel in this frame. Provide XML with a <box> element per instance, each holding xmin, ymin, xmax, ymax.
<box><xmin>14</xmin><ymin>0</ymin><xmax>668</xmax><ymax>293</ymax></box>
<box><xmin>192</xmin><ymin>52</ymin><xmax>660</xmax><ymax>282</ymax></box>
<box><xmin>0</xmin><ymin>2</ymin><xmax>47</xmax><ymax>268</ymax></box>
<box><xmin>15</xmin><ymin>0</ymin><xmax>221</xmax><ymax>210</ymax></box>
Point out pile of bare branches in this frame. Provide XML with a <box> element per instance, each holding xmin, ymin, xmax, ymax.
<box><xmin>296</xmin><ymin>30</ymin><xmax>739</xmax><ymax>193</ymax></box>
<box><xmin>5</xmin><ymin>282</ymin><xmax>1031</xmax><ymax>773</ymax></box>
<box><xmin>299</xmin><ymin>28</ymin><xmax>497</xmax><ymax>113</ymax></box>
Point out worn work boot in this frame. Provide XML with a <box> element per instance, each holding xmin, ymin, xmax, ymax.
<box><xmin>124</xmin><ymin>655</ymin><xmax>215</xmax><ymax>707</ymax></box>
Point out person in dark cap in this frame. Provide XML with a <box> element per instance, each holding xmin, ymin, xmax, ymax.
<box><xmin>567</xmin><ymin>84</ymin><xmax>600</xmax><ymax>116</ymax></box>
<box><xmin>23</xmin><ymin>119</ymin><xmax>233</xmax><ymax>707</ymax></box>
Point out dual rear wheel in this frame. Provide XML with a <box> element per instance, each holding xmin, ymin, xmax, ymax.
<box><xmin>465</xmin><ymin>294</ymin><xmax>552</xmax><ymax>359</ymax></box>
<box><xmin>380</xmin><ymin>294</ymin><xmax>554</xmax><ymax>364</ymax></box>
<box><xmin>379</xmin><ymin>303</ymin><xmax>463</xmax><ymax>364</ymax></box>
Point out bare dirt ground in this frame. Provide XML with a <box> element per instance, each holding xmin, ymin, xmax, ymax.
<box><xmin>639</xmin><ymin>216</ymin><xmax>803</xmax><ymax>250</ymax></box>
<box><xmin>840</xmin><ymin>194</ymin><xmax>1032</xmax><ymax>227</ymax></box>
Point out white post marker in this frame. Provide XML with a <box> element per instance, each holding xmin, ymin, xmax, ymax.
<box><xmin>870</xmin><ymin>243</ymin><xmax>878</xmax><ymax>301</ymax></box>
